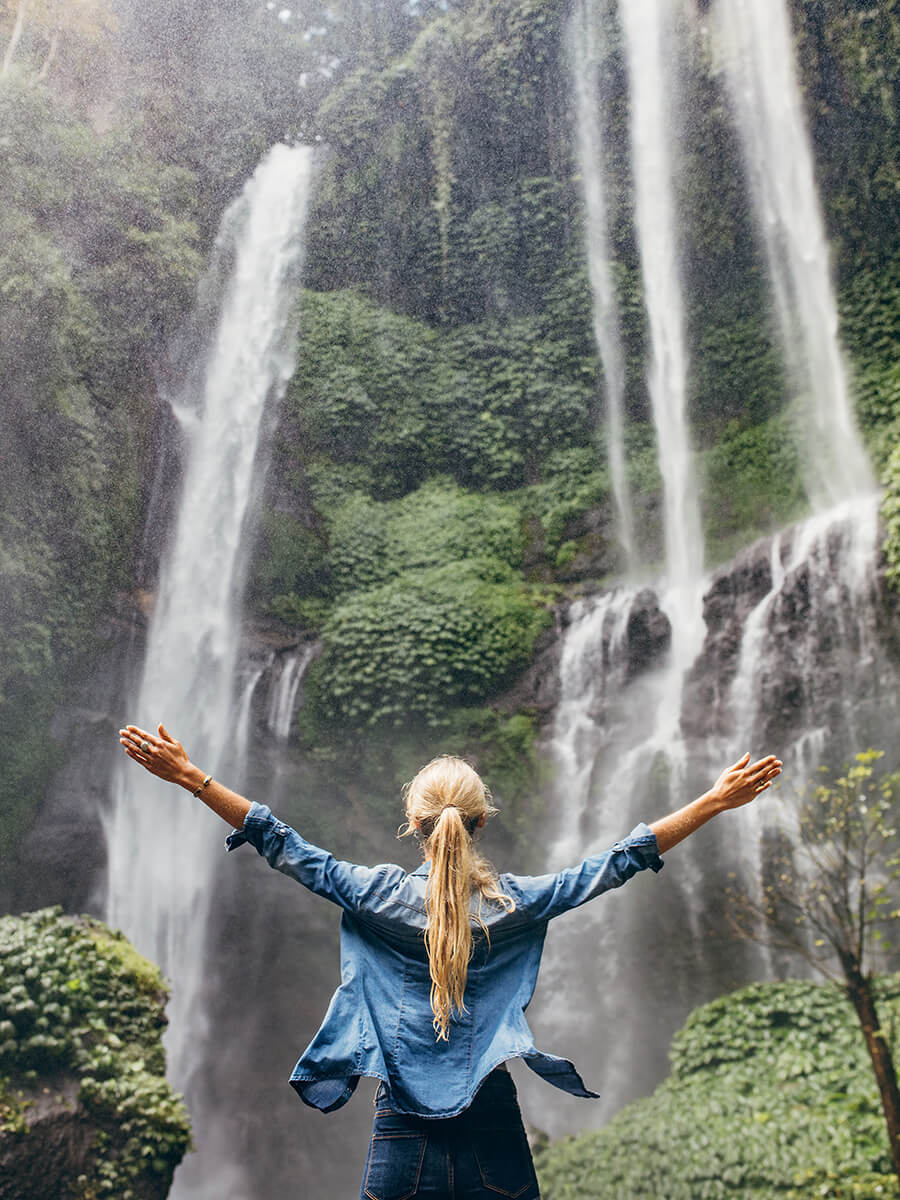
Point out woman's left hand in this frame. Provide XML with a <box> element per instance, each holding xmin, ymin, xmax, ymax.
<box><xmin>119</xmin><ymin>723</ymin><xmax>193</xmax><ymax>787</ymax></box>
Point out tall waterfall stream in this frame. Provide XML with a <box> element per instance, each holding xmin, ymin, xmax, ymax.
<box><xmin>103</xmin><ymin>143</ymin><xmax>315</xmax><ymax>1197</ymax></box>
<box><xmin>519</xmin><ymin>0</ymin><xmax>888</xmax><ymax>1141</ymax></box>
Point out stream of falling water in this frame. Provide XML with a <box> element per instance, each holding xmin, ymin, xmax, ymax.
<box><xmin>570</xmin><ymin>0</ymin><xmax>634</xmax><ymax>568</ymax></box>
<box><xmin>713</xmin><ymin>0</ymin><xmax>874</xmax><ymax>505</ymax></box>
<box><xmin>618</xmin><ymin>0</ymin><xmax>702</xmax><ymax>607</ymax></box>
<box><xmin>534</xmin><ymin>0</ymin><xmax>883</xmax><ymax>1137</ymax></box>
<box><xmin>530</xmin><ymin>0</ymin><xmax>711</xmax><ymax>1127</ymax></box>
<box><xmin>103</xmin><ymin>143</ymin><xmax>315</xmax><ymax>1197</ymax></box>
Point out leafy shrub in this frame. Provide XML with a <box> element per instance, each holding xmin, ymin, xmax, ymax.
<box><xmin>0</xmin><ymin>908</ymin><xmax>190</xmax><ymax>1197</ymax></box>
<box><xmin>536</xmin><ymin>976</ymin><xmax>900</xmax><ymax>1199</ymax></box>
<box><xmin>247</xmin><ymin>509</ymin><xmax>330</xmax><ymax>614</ymax></box>
<box><xmin>308</xmin><ymin>558</ymin><xmax>550</xmax><ymax>728</ymax></box>
<box><xmin>700</xmin><ymin>410</ymin><xmax>808</xmax><ymax>565</ymax></box>
<box><xmin>325</xmin><ymin>477</ymin><xmax>526</xmax><ymax>594</ymax></box>
<box><xmin>286</xmin><ymin>290</ymin><xmax>599</xmax><ymax>497</ymax></box>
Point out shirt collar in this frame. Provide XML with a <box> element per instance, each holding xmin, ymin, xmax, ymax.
<box><xmin>410</xmin><ymin>862</ymin><xmax>431</xmax><ymax>877</ymax></box>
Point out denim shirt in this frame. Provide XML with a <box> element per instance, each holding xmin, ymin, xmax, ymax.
<box><xmin>226</xmin><ymin>801</ymin><xmax>664</xmax><ymax>1119</ymax></box>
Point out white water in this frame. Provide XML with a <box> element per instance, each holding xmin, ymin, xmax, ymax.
<box><xmin>533</xmin><ymin>0</ymin><xmax>885</xmax><ymax>1136</ymax></box>
<box><xmin>234</xmin><ymin>655</ymin><xmax>272</xmax><ymax>766</ymax></box>
<box><xmin>619</xmin><ymin>0</ymin><xmax>703</xmax><ymax>606</ymax></box>
<box><xmin>571</xmin><ymin>0</ymin><xmax>635</xmax><ymax>568</ymax></box>
<box><xmin>103</xmin><ymin>143</ymin><xmax>314</xmax><ymax>1193</ymax></box>
<box><xmin>727</xmin><ymin>494</ymin><xmax>882</xmax><ymax>773</ymax></box>
<box><xmin>713</xmin><ymin>0</ymin><xmax>874</xmax><ymax>505</ymax></box>
<box><xmin>267</xmin><ymin>645</ymin><xmax>314</xmax><ymax>740</ymax></box>
<box><xmin>533</xmin><ymin>2</ymin><xmax>710</xmax><ymax>1119</ymax></box>
<box><xmin>550</xmin><ymin>591</ymin><xmax>637</xmax><ymax>866</ymax></box>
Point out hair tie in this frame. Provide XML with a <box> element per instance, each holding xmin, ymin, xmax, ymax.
<box><xmin>416</xmin><ymin>809</ymin><xmax>479</xmax><ymax>839</ymax></box>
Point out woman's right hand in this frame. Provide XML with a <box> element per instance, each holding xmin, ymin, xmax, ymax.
<box><xmin>709</xmin><ymin>752</ymin><xmax>782</xmax><ymax>811</ymax></box>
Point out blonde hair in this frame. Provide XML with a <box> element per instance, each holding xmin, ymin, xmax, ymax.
<box><xmin>400</xmin><ymin>755</ymin><xmax>515</xmax><ymax>1041</ymax></box>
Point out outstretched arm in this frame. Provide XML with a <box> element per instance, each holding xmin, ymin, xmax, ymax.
<box><xmin>650</xmin><ymin>752</ymin><xmax>782</xmax><ymax>854</ymax></box>
<box><xmin>119</xmin><ymin>723</ymin><xmax>251</xmax><ymax>830</ymax></box>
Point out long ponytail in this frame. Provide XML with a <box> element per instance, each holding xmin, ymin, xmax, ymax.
<box><xmin>401</xmin><ymin>756</ymin><xmax>515</xmax><ymax>1041</ymax></box>
<box><xmin>424</xmin><ymin>805</ymin><xmax>475</xmax><ymax>1041</ymax></box>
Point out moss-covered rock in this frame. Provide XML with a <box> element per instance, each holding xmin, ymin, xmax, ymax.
<box><xmin>0</xmin><ymin>908</ymin><xmax>190</xmax><ymax>1200</ymax></box>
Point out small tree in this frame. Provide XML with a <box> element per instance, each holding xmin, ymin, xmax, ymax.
<box><xmin>729</xmin><ymin>750</ymin><xmax>900</xmax><ymax>1184</ymax></box>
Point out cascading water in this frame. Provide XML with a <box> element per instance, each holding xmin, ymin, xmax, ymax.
<box><xmin>103</xmin><ymin>143</ymin><xmax>315</xmax><ymax>1195</ymax></box>
<box><xmin>617</xmin><ymin>0</ymin><xmax>703</xmax><ymax>606</ymax></box>
<box><xmin>570</xmin><ymin>0</ymin><xmax>634</xmax><ymax>569</ymax></box>
<box><xmin>725</xmin><ymin>495</ymin><xmax>884</xmax><ymax>772</ymax></box>
<box><xmin>531</xmin><ymin>0</ymin><xmax>887</xmax><ymax>1140</ymax></box>
<box><xmin>712</xmin><ymin>0</ymin><xmax>874</xmax><ymax>505</ymax></box>
<box><xmin>529</xmin><ymin>0</ymin><xmax>713</xmax><ymax>1125</ymax></box>
<box><xmin>267</xmin><ymin>645</ymin><xmax>314</xmax><ymax>740</ymax></box>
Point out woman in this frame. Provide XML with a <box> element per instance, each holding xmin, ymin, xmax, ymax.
<box><xmin>119</xmin><ymin>722</ymin><xmax>781</xmax><ymax>1199</ymax></box>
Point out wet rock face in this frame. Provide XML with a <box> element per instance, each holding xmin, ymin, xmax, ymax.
<box><xmin>0</xmin><ymin>1081</ymin><xmax>93</xmax><ymax>1200</ymax></box>
<box><xmin>681</xmin><ymin>510</ymin><xmax>900</xmax><ymax>760</ymax></box>
<box><xmin>624</xmin><ymin>588</ymin><xmax>672</xmax><ymax>680</ymax></box>
<box><xmin>681</xmin><ymin>535</ymin><xmax>776</xmax><ymax>740</ymax></box>
<box><xmin>497</xmin><ymin>620</ymin><xmax>565</xmax><ymax>717</ymax></box>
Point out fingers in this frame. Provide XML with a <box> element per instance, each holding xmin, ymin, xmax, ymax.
<box><xmin>119</xmin><ymin>724</ymin><xmax>163</xmax><ymax>768</ymax></box>
<box><xmin>121</xmin><ymin>741</ymin><xmax>152</xmax><ymax>770</ymax></box>
<box><xmin>123</xmin><ymin>724</ymin><xmax>157</xmax><ymax>747</ymax></box>
<box><xmin>158</xmin><ymin>723</ymin><xmax>175</xmax><ymax>743</ymax></box>
<box><xmin>746</xmin><ymin>756</ymin><xmax>782</xmax><ymax>796</ymax></box>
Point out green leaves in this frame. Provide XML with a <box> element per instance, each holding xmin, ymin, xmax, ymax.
<box><xmin>0</xmin><ymin>909</ymin><xmax>190</xmax><ymax>1193</ymax></box>
<box><xmin>310</xmin><ymin>558</ymin><xmax>549</xmax><ymax>729</ymax></box>
<box><xmin>536</xmin><ymin>976</ymin><xmax>900</xmax><ymax>1199</ymax></box>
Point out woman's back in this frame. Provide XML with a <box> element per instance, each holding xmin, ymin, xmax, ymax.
<box><xmin>227</xmin><ymin>795</ymin><xmax>663</xmax><ymax>1116</ymax></box>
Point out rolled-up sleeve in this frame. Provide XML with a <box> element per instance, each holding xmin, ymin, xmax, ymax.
<box><xmin>507</xmin><ymin>822</ymin><xmax>664</xmax><ymax>923</ymax></box>
<box><xmin>225</xmin><ymin>801</ymin><xmax>397</xmax><ymax>912</ymax></box>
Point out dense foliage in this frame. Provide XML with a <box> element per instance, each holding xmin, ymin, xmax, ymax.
<box><xmin>0</xmin><ymin>908</ymin><xmax>190</xmax><ymax>1198</ymax></box>
<box><xmin>535</xmin><ymin>976</ymin><xmax>900</xmax><ymax>1199</ymax></box>
<box><xmin>0</xmin><ymin>79</ymin><xmax>202</xmax><ymax>855</ymax></box>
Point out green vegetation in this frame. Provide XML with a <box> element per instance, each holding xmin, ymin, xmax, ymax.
<box><xmin>535</xmin><ymin>976</ymin><xmax>900</xmax><ymax>1199</ymax></box>
<box><xmin>0</xmin><ymin>908</ymin><xmax>190</xmax><ymax>1198</ymax></box>
<box><xmin>0</xmin><ymin>79</ymin><xmax>202</xmax><ymax>855</ymax></box>
<box><xmin>700</xmin><ymin>409</ymin><xmax>808</xmax><ymax>566</ymax></box>
<box><xmin>308</xmin><ymin>557</ymin><xmax>549</xmax><ymax>728</ymax></box>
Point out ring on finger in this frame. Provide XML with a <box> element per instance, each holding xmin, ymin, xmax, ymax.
<box><xmin>141</xmin><ymin>740</ymin><xmax>151</xmax><ymax>753</ymax></box>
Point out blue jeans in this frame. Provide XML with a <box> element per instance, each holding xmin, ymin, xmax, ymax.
<box><xmin>360</xmin><ymin>1068</ymin><xmax>541</xmax><ymax>1199</ymax></box>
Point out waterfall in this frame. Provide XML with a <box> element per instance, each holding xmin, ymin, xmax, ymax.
<box><xmin>570</xmin><ymin>0</ymin><xmax>635</xmax><ymax>569</ymax></box>
<box><xmin>618</xmin><ymin>0</ymin><xmax>703</xmax><ymax>606</ymax></box>
<box><xmin>529</xmin><ymin>1</ymin><xmax>713</xmax><ymax>1122</ymax></box>
<box><xmin>103</xmin><ymin>143</ymin><xmax>314</xmax><ymax>1192</ymax></box>
<box><xmin>549</xmin><ymin>590</ymin><xmax>637</xmax><ymax>867</ymax></box>
<box><xmin>531</xmin><ymin>0</ymin><xmax>886</xmax><ymax>1137</ymax></box>
<box><xmin>713</xmin><ymin>0</ymin><xmax>874</xmax><ymax>505</ymax></box>
<box><xmin>727</xmin><ymin>495</ymin><xmax>882</xmax><ymax>773</ymax></box>
<box><xmin>234</xmin><ymin>655</ymin><xmax>273</xmax><ymax>766</ymax></box>
<box><xmin>266</xmin><ymin>645</ymin><xmax>314</xmax><ymax>741</ymax></box>
<box><xmin>531</xmin><ymin>495</ymin><xmax>892</xmax><ymax>1136</ymax></box>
